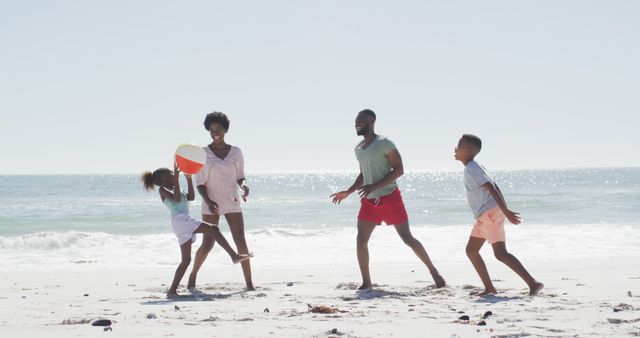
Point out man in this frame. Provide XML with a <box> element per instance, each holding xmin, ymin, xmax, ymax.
<box><xmin>331</xmin><ymin>109</ymin><xmax>446</xmax><ymax>290</ymax></box>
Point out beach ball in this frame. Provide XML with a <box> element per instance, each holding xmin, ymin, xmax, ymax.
<box><xmin>175</xmin><ymin>144</ymin><xmax>206</xmax><ymax>175</ymax></box>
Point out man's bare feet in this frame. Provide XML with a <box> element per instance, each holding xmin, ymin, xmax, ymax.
<box><xmin>232</xmin><ymin>253</ymin><xmax>254</xmax><ymax>264</ymax></box>
<box><xmin>433</xmin><ymin>274</ymin><xmax>446</xmax><ymax>288</ymax></box>
<box><xmin>166</xmin><ymin>291</ymin><xmax>179</xmax><ymax>298</ymax></box>
<box><xmin>529</xmin><ymin>281</ymin><xmax>544</xmax><ymax>296</ymax></box>
<box><xmin>245</xmin><ymin>285</ymin><xmax>256</xmax><ymax>291</ymax></box>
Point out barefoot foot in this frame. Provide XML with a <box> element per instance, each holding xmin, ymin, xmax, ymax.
<box><xmin>471</xmin><ymin>288</ymin><xmax>497</xmax><ymax>297</ymax></box>
<box><xmin>187</xmin><ymin>275</ymin><xmax>196</xmax><ymax>289</ymax></box>
<box><xmin>433</xmin><ymin>274</ymin><xmax>446</xmax><ymax>288</ymax></box>
<box><xmin>357</xmin><ymin>283</ymin><xmax>372</xmax><ymax>290</ymax></box>
<box><xmin>232</xmin><ymin>252</ymin><xmax>254</xmax><ymax>264</ymax></box>
<box><xmin>529</xmin><ymin>281</ymin><xmax>544</xmax><ymax>296</ymax></box>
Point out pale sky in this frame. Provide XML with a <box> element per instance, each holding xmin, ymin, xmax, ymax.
<box><xmin>1</xmin><ymin>1</ymin><xmax>638</xmax><ymax>174</ymax></box>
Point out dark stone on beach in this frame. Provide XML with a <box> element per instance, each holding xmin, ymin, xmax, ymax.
<box><xmin>458</xmin><ymin>315</ymin><xmax>470</xmax><ymax>321</ymax></box>
<box><xmin>330</xmin><ymin>328</ymin><xmax>338</xmax><ymax>334</ymax></box>
<box><xmin>287</xmin><ymin>282</ymin><xmax>294</xmax><ymax>287</ymax></box>
<box><xmin>264</xmin><ymin>308</ymin><xmax>270</xmax><ymax>313</ymax></box>
<box><xmin>174</xmin><ymin>305</ymin><xmax>180</xmax><ymax>311</ymax></box>
<box><xmin>84</xmin><ymin>294</ymin><xmax>89</xmax><ymax>297</ymax></box>
<box><xmin>482</xmin><ymin>311</ymin><xmax>493</xmax><ymax>319</ymax></box>
<box><xmin>146</xmin><ymin>313</ymin><xmax>157</xmax><ymax>319</ymax></box>
<box><xmin>103</xmin><ymin>327</ymin><xmax>112</xmax><ymax>332</ymax></box>
<box><xmin>458</xmin><ymin>310</ymin><xmax>464</xmax><ymax>314</ymax></box>
<box><xmin>91</xmin><ymin>319</ymin><xmax>112</xmax><ymax>326</ymax></box>
<box><xmin>477</xmin><ymin>320</ymin><xmax>487</xmax><ymax>326</ymax></box>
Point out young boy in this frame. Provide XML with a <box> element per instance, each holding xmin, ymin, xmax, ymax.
<box><xmin>455</xmin><ymin>134</ymin><xmax>543</xmax><ymax>296</ymax></box>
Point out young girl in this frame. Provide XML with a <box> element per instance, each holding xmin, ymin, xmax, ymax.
<box><xmin>141</xmin><ymin>162</ymin><xmax>252</xmax><ymax>297</ymax></box>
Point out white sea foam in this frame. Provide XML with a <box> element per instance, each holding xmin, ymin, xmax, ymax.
<box><xmin>1</xmin><ymin>223</ymin><xmax>638</xmax><ymax>271</ymax></box>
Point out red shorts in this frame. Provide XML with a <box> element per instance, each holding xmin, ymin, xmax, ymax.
<box><xmin>358</xmin><ymin>189</ymin><xmax>409</xmax><ymax>225</ymax></box>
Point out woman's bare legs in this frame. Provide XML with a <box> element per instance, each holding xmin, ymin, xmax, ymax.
<box><xmin>225</xmin><ymin>212</ymin><xmax>254</xmax><ymax>291</ymax></box>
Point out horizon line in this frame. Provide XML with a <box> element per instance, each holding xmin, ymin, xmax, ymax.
<box><xmin>1</xmin><ymin>165</ymin><xmax>638</xmax><ymax>176</ymax></box>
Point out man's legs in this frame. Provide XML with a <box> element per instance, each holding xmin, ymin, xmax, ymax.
<box><xmin>394</xmin><ymin>222</ymin><xmax>446</xmax><ymax>288</ymax></box>
<box><xmin>356</xmin><ymin>220</ymin><xmax>377</xmax><ymax>290</ymax></box>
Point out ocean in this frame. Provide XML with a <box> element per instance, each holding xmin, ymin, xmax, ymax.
<box><xmin>1</xmin><ymin>168</ymin><xmax>639</xmax><ymax>271</ymax></box>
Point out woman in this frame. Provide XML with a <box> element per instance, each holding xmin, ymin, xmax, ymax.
<box><xmin>189</xmin><ymin>111</ymin><xmax>254</xmax><ymax>290</ymax></box>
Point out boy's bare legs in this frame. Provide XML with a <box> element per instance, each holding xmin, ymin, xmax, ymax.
<box><xmin>188</xmin><ymin>214</ymin><xmax>220</xmax><ymax>289</ymax></box>
<box><xmin>394</xmin><ymin>222</ymin><xmax>446</xmax><ymax>288</ymax></box>
<box><xmin>465</xmin><ymin>236</ymin><xmax>497</xmax><ymax>296</ymax></box>
<box><xmin>168</xmin><ymin>241</ymin><xmax>192</xmax><ymax>297</ymax></box>
<box><xmin>491</xmin><ymin>241</ymin><xmax>544</xmax><ymax>296</ymax></box>
<box><xmin>225</xmin><ymin>213</ymin><xmax>255</xmax><ymax>291</ymax></box>
<box><xmin>356</xmin><ymin>220</ymin><xmax>377</xmax><ymax>290</ymax></box>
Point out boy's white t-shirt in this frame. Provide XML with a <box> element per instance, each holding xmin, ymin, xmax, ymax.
<box><xmin>464</xmin><ymin>160</ymin><xmax>498</xmax><ymax>218</ymax></box>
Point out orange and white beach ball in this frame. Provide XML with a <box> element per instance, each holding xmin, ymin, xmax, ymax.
<box><xmin>175</xmin><ymin>144</ymin><xmax>206</xmax><ymax>175</ymax></box>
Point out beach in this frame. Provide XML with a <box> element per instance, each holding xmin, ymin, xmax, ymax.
<box><xmin>1</xmin><ymin>258</ymin><xmax>639</xmax><ymax>337</ymax></box>
<box><xmin>1</xmin><ymin>170</ymin><xmax>639</xmax><ymax>337</ymax></box>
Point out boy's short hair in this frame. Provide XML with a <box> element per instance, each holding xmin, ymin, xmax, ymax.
<box><xmin>358</xmin><ymin>109</ymin><xmax>376</xmax><ymax>120</ymax></box>
<box><xmin>203</xmin><ymin>111</ymin><xmax>230</xmax><ymax>132</ymax></box>
<box><xmin>461</xmin><ymin>134</ymin><xmax>482</xmax><ymax>152</ymax></box>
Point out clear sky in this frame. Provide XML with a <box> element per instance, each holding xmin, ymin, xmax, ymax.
<box><xmin>1</xmin><ymin>1</ymin><xmax>638</xmax><ymax>174</ymax></box>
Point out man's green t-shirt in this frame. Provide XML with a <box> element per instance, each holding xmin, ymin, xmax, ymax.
<box><xmin>355</xmin><ymin>135</ymin><xmax>398</xmax><ymax>199</ymax></box>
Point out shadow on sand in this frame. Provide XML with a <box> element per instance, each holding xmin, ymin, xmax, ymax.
<box><xmin>141</xmin><ymin>289</ymin><xmax>249</xmax><ymax>305</ymax></box>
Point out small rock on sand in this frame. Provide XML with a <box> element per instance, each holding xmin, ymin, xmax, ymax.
<box><xmin>90</xmin><ymin>319</ymin><xmax>112</xmax><ymax>326</ymax></box>
<box><xmin>146</xmin><ymin>313</ymin><xmax>157</xmax><ymax>319</ymax></box>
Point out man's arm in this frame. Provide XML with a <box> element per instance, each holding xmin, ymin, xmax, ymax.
<box><xmin>330</xmin><ymin>173</ymin><xmax>364</xmax><ymax>204</ymax></box>
<box><xmin>357</xmin><ymin>148</ymin><xmax>403</xmax><ymax>198</ymax></box>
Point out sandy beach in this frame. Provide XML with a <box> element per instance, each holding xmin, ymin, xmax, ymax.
<box><xmin>1</xmin><ymin>257</ymin><xmax>639</xmax><ymax>337</ymax></box>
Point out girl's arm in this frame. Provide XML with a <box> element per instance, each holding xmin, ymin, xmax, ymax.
<box><xmin>171</xmin><ymin>162</ymin><xmax>182</xmax><ymax>202</ymax></box>
<box><xmin>159</xmin><ymin>183</ymin><xmax>181</xmax><ymax>202</ymax></box>
<box><xmin>186</xmin><ymin>174</ymin><xmax>195</xmax><ymax>201</ymax></box>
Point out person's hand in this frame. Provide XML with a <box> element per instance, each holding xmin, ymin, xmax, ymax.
<box><xmin>205</xmin><ymin>199</ymin><xmax>219</xmax><ymax>214</ymax></box>
<box><xmin>241</xmin><ymin>184</ymin><xmax>249</xmax><ymax>201</ymax></box>
<box><xmin>504</xmin><ymin>209</ymin><xmax>522</xmax><ymax>225</ymax></box>
<box><xmin>357</xmin><ymin>184</ymin><xmax>378</xmax><ymax>199</ymax></box>
<box><xmin>330</xmin><ymin>191</ymin><xmax>351</xmax><ymax>204</ymax></box>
